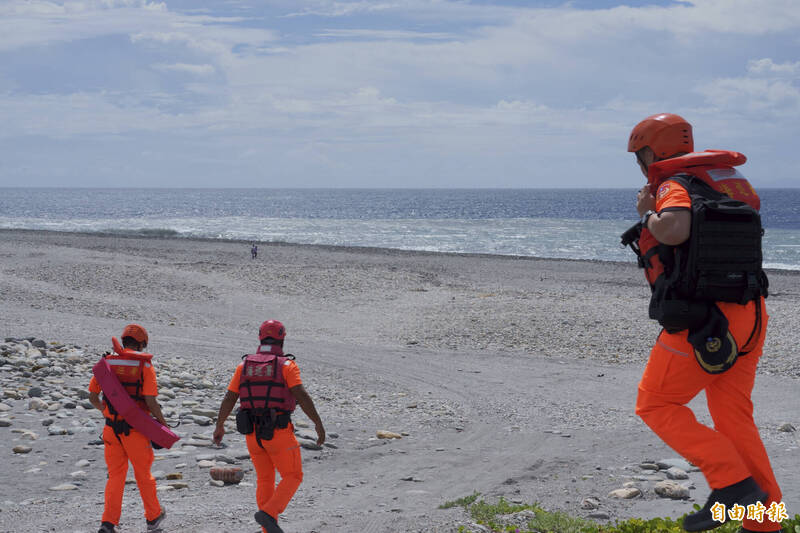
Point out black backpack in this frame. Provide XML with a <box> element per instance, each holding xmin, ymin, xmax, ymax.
<box><xmin>667</xmin><ymin>174</ymin><xmax>768</xmax><ymax>304</ymax></box>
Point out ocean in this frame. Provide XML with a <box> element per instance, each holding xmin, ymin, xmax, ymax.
<box><xmin>1</xmin><ymin>188</ymin><xmax>799</xmax><ymax>270</ymax></box>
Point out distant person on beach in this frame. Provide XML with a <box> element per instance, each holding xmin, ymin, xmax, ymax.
<box><xmin>625</xmin><ymin>113</ymin><xmax>781</xmax><ymax>532</ymax></box>
<box><xmin>88</xmin><ymin>324</ymin><xmax>167</xmax><ymax>533</ymax></box>
<box><xmin>251</xmin><ymin>243</ymin><xmax>258</xmax><ymax>259</ymax></box>
<box><xmin>213</xmin><ymin>320</ymin><xmax>325</xmax><ymax>533</ymax></box>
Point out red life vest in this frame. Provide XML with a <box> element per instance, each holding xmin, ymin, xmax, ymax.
<box><xmin>103</xmin><ymin>338</ymin><xmax>153</xmax><ymax>415</ymax></box>
<box><xmin>647</xmin><ymin>150</ymin><xmax>759</xmax><ymax>209</ymax></box>
<box><xmin>639</xmin><ymin>150</ymin><xmax>760</xmax><ymax>288</ymax></box>
<box><xmin>238</xmin><ymin>344</ymin><xmax>296</xmax><ymax>413</ymax></box>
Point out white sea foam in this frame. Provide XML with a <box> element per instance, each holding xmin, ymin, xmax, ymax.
<box><xmin>2</xmin><ymin>215</ymin><xmax>799</xmax><ymax>270</ymax></box>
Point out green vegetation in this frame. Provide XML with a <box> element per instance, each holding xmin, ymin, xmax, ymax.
<box><xmin>440</xmin><ymin>494</ymin><xmax>800</xmax><ymax>533</ymax></box>
<box><xmin>439</xmin><ymin>492</ymin><xmax>482</xmax><ymax>510</ymax></box>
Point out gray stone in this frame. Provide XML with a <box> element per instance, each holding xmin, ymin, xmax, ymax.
<box><xmin>639</xmin><ymin>462</ymin><xmax>659</xmax><ymax>471</ymax></box>
<box><xmin>0</xmin><ymin>403</ymin><xmax>11</xmax><ymax>412</ymax></box>
<box><xmin>778</xmin><ymin>423</ymin><xmax>796</xmax><ymax>433</ymax></box>
<box><xmin>32</xmin><ymin>340</ymin><xmax>47</xmax><ymax>348</ymax></box>
<box><xmin>209</xmin><ymin>479</ymin><xmax>225</xmax><ymax>487</ymax></box>
<box><xmin>0</xmin><ymin>419</ymin><xmax>11</xmax><ymax>427</ymax></box>
<box><xmin>654</xmin><ymin>480</ymin><xmax>690</xmax><ymax>500</ymax></box>
<box><xmin>41</xmin><ymin>418</ymin><xmax>54</xmax><ymax>427</ymax></box>
<box><xmin>665</xmin><ymin>467</ymin><xmax>689</xmax><ymax>480</ymax></box>
<box><xmin>47</xmin><ymin>425</ymin><xmax>72</xmax><ymax>436</ymax></box>
<box><xmin>581</xmin><ymin>497</ymin><xmax>600</xmax><ymax>510</ymax></box>
<box><xmin>588</xmin><ymin>512</ymin><xmax>611</xmax><ymax>520</ymax></box>
<box><xmin>656</xmin><ymin>458</ymin><xmax>699</xmax><ymax>472</ymax></box>
<box><xmin>27</xmin><ymin>387</ymin><xmax>43</xmax><ymax>398</ymax></box>
<box><xmin>197</xmin><ymin>460</ymin><xmax>215</xmax><ymax>468</ymax></box>
<box><xmin>184</xmin><ymin>438</ymin><xmax>213</xmax><ymax>447</ymax></box>
<box><xmin>191</xmin><ymin>415</ymin><xmax>212</xmax><ymax>426</ymax></box>
<box><xmin>75</xmin><ymin>459</ymin><xmax>90</xmax><ymax>468</ymax></box>
<box><xmin>213</xmin><ymin>454</ymin><xmax>236</xmax><ymax>464</ymax></box>
<box><xmin>191</xmin><ymin>408</ymin><xmax>216</xmax><ymax>418</ymax></box>
<box><xmin>13</xmin><ymin>445</ymin><xmax>32</xmax><ymax>454</ymax></box>
<box><xmin>70</xmin><ymin>471</ymin><xmax>88</xmax><ymax>480</ymax></box>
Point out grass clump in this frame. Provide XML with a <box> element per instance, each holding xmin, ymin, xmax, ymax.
<box><xmin>443</xmin><ymin>494</ymin><xmax>800</xmax><ymax>533</ymax></box>
<box><xmin>440</xmin><ymin>492</ymin><xmax>481</xmax><ymax>510</ymax></box>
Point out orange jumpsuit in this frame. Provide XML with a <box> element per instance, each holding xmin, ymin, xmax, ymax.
<box><xmin>228</xmin><ymin>360</ymin><xmax>304</xmax><ymax>530</ymax></box>
<box><xmin>635</xmin><ymin>181</ymin><xmax>782</xmax><ymax>532</ymax></box>
<box><xmin>89</xmin><ymin>362</ymin><xmax>162</xmax><ymax>525</ymax></box>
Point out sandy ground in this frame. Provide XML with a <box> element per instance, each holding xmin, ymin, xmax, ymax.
<box><xmin>0</xmin><ymin>229</ymin><xmax>798</xmax><ymax>533</ymax></box>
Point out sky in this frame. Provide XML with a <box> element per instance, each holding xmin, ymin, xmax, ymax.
<box><xmin>0</xmin><ymin>0</ymin><xmax>798</xmax><ymax>188</ymax></box>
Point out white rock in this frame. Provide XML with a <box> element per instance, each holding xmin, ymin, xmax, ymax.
<box><xmin>608</xmin><ymin>487</ymin><xmax>642</xmax><ymax>499</ymax></box>
<box><xmin>49</xmin><ymin>484</ymin><xmax>78</xmax><ymax>491</ymax></box>
<box><xmin>28</xmin><ymin>398</ymin><xmax>49</xmax><ymax>411</ymax></box>
<box><xmin>654</xmin><ymin>480</ymin><xmax>690</xmax><ymax>500</ymax></box>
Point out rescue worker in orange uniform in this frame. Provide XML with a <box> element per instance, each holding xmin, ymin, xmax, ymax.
<box><xmin>88</xmin><ymin>324</ymin><xmax>167</xmax><ymax>533</ymax></box>
<box><xmin>628</xmin><ymin>114</ymin><xmax>782</xmax><ymax>533</ymax></box>
<box><xmin>213</xmin><ymin>320</ymin><xmax>325</xmax><ymax>533</ymax></box>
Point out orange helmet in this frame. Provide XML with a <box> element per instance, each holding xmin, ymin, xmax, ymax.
<box><xmin>122</xmin><ymin>323</ymin><xmax>148</xmax><ymax>344</ymax></box>
<box><xmin>259</xmin><ymin>320</ymin><xmax>286</xmax><ymax>341</ymax></box>
<box><xmin>627</xmin><ymin>113</ymin><xmax>693</xmax><ymax>158</ymax></box>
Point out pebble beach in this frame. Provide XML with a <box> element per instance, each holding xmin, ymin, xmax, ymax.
<box><xmin>1</xmin><ymin>228</ymin><xmax>798</xmax><ymax>533</ymax></box>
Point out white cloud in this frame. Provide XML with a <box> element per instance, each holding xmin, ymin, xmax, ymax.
<box><xmin>315</xmin><ymin>29</ymin><xmax>453</xmax><ymax>40</ymax></box>
<box><xmin>696</xmin><ymin>77</ymin><xmax>800</xmax><ymax>115</ymax></box>
<box><xmin>747</xmin><ymin>58</ymin><xmax>800</xmax><ymax>77</ymax></box>
<box><xmin>283</xmin><ymin>1</ymin><xmax>398</xmax><ymax>18</ymax></box>
<box><xmin>152</xmin><ymin>63</ymin><xmax>215</xmax><ymax>76</ymax></box>
<box><xmin>1</xmin><ymin>0</ymin><xmax>799</xmax><ymax>186</ymax></box>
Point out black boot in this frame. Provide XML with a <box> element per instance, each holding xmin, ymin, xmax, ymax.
<box><xmin>683</xmin><ymin>477</ymin><xmax>767</xmax><ymax>531</ymax></box>
<box><xmin>255</xmin><ymin>510</ymin><xmax>285</xmax><ymax>533</ymax></box>
<box><xmin>97</xmin><ymin>522</ymin><xmax>116</xmax><ymax>533</ymax></box>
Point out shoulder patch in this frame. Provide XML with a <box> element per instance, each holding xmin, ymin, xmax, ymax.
<box><xmin>657</xmin><ymin>183</ymin><xmax>671</xmax><ymax>200</ymax></box>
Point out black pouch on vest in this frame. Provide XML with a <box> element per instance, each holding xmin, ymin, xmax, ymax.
<box><xmin>255</xmin><ymin>419</ymin><xmax>275</xmax><ymax>441</ymax></box>
<box><xmin>649</xmin><ymin>296</ymin><xmax>710</xmax><ymax>333</ymax></box>
<box><xmin>688</xmin><ymin>304</ymin><xmax>739</xmax><ymax>374</ymax></box>
<box><xmin>235</xmin><ymin>409</ymin><xmax>254</xmax><ymax>435</ymax></box>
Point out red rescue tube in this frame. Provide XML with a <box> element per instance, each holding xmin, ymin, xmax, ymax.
<box><xmin>93</xmin><ymin>339</ymin><xmax>180</xmax><ymax>450</ymax></box>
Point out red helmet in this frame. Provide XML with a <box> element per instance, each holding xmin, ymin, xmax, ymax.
<box><xmin>122</xmin><ymin>323</ymin><xmax>148</xmax><ymax>344</ymax></box>
<box><xmin>259</xmin><ymin>320</ymin><xmax>286</xmax><ymax>341</ymax></box>
<box><xmin>628</xmin><ymin>113</ymin><xmax>693</xmax><ymax>158</ymax></box>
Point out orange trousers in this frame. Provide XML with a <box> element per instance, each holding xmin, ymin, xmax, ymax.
<box><xmin>636</xmin><ymin>299</ymin><xmax>782</xmax><ymax>532</ymax></box>
<box><xmin>101</xmin><ymin>425</ymin><xmax>162</xmax><ymax>525</ymax></box>
<box><xmin>246</xmin><ymin>425</ymin><xmax>304</xmax><ymax>531</ymax></box>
